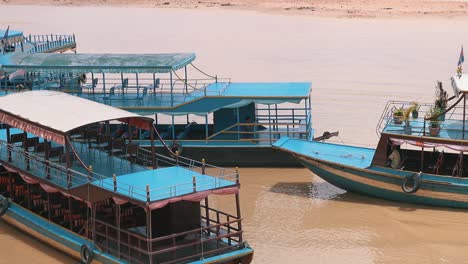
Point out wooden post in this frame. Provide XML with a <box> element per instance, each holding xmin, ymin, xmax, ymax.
<box><xmin>23</xmin><ymin>131</ymin><xmax>29</xmax><ymax>170</ymax></box>
<box><xmin>150</xmin><ymin>123</ymin><xmax>156</xmax><ymax>169</ymax></box>
<box><xmin>66</xmin><ymin>139</ymin><xmax>72</xmax><ymax>188</ymax></box>
<box><xmin>192</xmin><ymin>176</ymin><xmax>196</xmax><ymax>192</ymax></box>
<box><xmin>235</xmin><ymin>167</ymin><xmax>240</xmax><ymax>185</ymax></box>
<box><xmin>235</xmin><ymin>191</ymin><xmax>243</xmax><ymax>243</ymax></box>
<box><xmin>113</xmin><ymin>174</ymin><xmax>117</xmax><ymax>192</ymax></box>
<box><xmin>202</xmin><ymin>158</ymin><xmax>206</xmax><ymax>175</ymax></box>
<box><xmin>88</xmin><ymin>166</ymin><xmax>93</xmax><ymax>182</ymax></box>
<box><xmin>204</xmin><ymin>197</ymin><xmax>210</xmax><ymax>232</ymax></box>
<box><xmin>146</xmin><ymin>185</ymin><xmax>150</xmax><ymax>203</ymax></box>
<box><xmin>45</xmin><ymin>139</ymin><xmax>50</xmax><ymax>179</ymax></box>
<box><xmin>117</xmin><ymin>204</ymin><xmax>121</xmax><ymax>259</ymax></box>
<box><xmin>6</xmin><ymin>126</ymin><xmax>11</xmax><ymax>162</ymax></box>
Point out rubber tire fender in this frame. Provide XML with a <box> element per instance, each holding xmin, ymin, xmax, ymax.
<box><xmin>0</xmin><ymin>198</ymin><xmax>9</xmax><ymax>217</ymax></box>
<box><xmin>401</xmin><ymin>172</ymin><xmax>421</xmax><ymax>193</ymax></box>
<box><xmin>80</xmin><ymin>243</ymin><xmax>94</xmax><ymax>264</ymax></box>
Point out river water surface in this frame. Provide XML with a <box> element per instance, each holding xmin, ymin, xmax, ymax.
<box><xmin>1</xmin><ymin>5</ymin><xmax>468</xmax><ymax>264</ymax></box>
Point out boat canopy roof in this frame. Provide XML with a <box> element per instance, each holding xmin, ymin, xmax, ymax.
<box><xmin>0</xmin><ymin>91</ymin><xmax>153</xmax><ymax>144</ymax></box>
<box><xmin>451</xmin><ymin>74</ymin><xmax>468</xmax><ymax>95</ymax></box>
<box><xmin>0</xmin><ymin>29</ymin><xmax>23</xmax><ymax>43</ymax></box>
<box><xmin>0</xmin><ymin>52</ymin><xmax>196</xmax><ymax>73</ymax></box>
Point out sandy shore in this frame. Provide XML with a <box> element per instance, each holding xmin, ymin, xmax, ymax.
<box><xmin>2</xmin><ymin>0</ymin><xmax>468</xmax><ymax>18</ymax></box>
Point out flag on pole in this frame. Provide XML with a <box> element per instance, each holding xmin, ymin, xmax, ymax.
<box><xmin>458</xmin><ymin>46</ymin><xmax>464</xmax><ymax>66</ymax></box>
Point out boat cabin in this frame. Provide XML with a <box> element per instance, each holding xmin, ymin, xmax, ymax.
<box><xmin>0</xmin><ymin>91</ymin><xmax>251</xmax><ymax>263</ymax></box>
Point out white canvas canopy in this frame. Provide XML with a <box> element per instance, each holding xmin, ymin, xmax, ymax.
<box><xmin>451</xmin><ymin>74</ymin><xmax>468</xmax><ymax>96</ymax></box>
<box><xmin>0</xmin><ymin>90</ymin><xmax>153</xmax><ymax>144</ymax></box>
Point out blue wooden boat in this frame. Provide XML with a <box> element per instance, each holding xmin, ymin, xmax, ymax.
<box><xmin>0</xmin><ymin>51</ymin><xmax>313</xmax><ymax>166</ymax></box>
<box><xmin>274</xmin><ymin>75</ymin><xmax>468</xmax><ymax>208</ymax></box>
<box><xmin>0</xmin><ymin>28</ymin><xmax>76</xmax><ymax>54</ymax></box>
<box><xmin>0</xmin><ymin>91</ymin><xmax>253</xmax><ymax>263</ymax></box>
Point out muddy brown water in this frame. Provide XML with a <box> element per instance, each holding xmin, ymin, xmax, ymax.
<box><xmin>1</xmin><ymin>5</ymin><xmax>468</xmax><ymax>263</ymax></box>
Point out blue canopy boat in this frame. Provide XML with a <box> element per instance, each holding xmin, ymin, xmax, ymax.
<box><xmin>274</xmin><ymin>74</ymin><xmax>468</xmax><ymax>208</ymax></box>
<box><xmin>0</xmin><ymin>51</ymin><xmax>313</xmax><ymax>166</ymax></box>
<box><xmin>0</xmin><ymin>28</ymin><xmax>76</xmax><ymax>54</ymax></box>
<box><xmin>0</xmin><ymin>91</ymin><xmax>253</xmax><ymax>263</ymax></box>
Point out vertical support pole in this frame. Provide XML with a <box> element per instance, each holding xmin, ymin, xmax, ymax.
<box><xmin>234</xmin><ymin>166</ymin><xmax>243</xmax><ymax>243</ymax></box>
<box><xmin>88</xmin><ymin>166</ymin><xmax>93</xmax><ymax>182</ymax></box>
<box><xmin>120</xmin><ymin>73</ymin><xmax>124</xmax><ymax>95</ymax></box>
<box><xmin>6</xmin><ymin>126</ymin><xmax>11</xmax><ymax>162</ymax></box>
<box><xmin>205</xmin><ymin>114</ymin><xmax>209</xmax><ymax>141</ymax></box>
<box><xmin>150</xmin><ymin>123</ymin><xmax>156</xmax><ymax>169</ymax></box>
<box><xmin>91</xmin><ymin>72</ymin><xmax>95</xmax><ymax>95</ymax></box>
<box><xmin>23</xmin><ymin>131</ymin><xmax>29</xmax><ymax>170</ymax></box>
<box><xmin>45</xmin><ymin>139</ymin><xmax>50</xmax><ymax>179</ymax></box>
<box><xmin>65</xmin><ymin>139</ymin><xmax>71</xmax><ymax>188</ymax></box>
<box><xmin>463</xmin><ymin>94</ymin><xmax>466</xmax><ymax>140</ymax></box>
<box><xmin>171</xmin><ymin>116</ymin><xmax>175</xmax><ymax>140</ymax></box>
<box><xmin>136</xmin><ymin>73</ymin><xmax>140</xmax><ymax>96</ymax></box>
<box><xmin>268</xmin><ymin>104</ymin><xmax>272</xmax><ymax>145</ymax></box>
<box><xmin>152</xmin><ymin>73</ymin><xmax>156</xmax><ymax>94</ymax></box>
<box><xmin>170</xmin><ymin>71</ymin><xmax>174</xmax><ymax>107</ymax></box>
<box><xmin>236</xmin><ymin>108</ymin><xmax>240</xmax><ymax>140</ymax></box>
<box><xmin>117</xmin><ymin>204</ymin><xmax>121</xmax><ymax>259</ymax></box>
<box><xmin>102</xmin><ymin>72</ymin><xmax>106</xmax><ymax>94</ymax></box>
<box><xmin>192</xmin><ymin>176</ymin><xmax>196</xmax><ymax>192</ymax></box>
<box><xmin>184</xmin><ymin>65</ymin><xmax>188</xmax><ymax>94</ymax></box>
<box><xmin>275</xmin><ymin>104</ymin><xmax>278</xmax><ymax>132</ymax></box>
<box><xmin>204</xmin><ymin>197</ymin><xmax>210</xmax><ymax>232</ymax></box>
<box><xmin>146</xmin><ymin>185</ymin><xmax>150</xmax><ymax>203</ymax></box>
<box><xmin>202</xmin><ymin>158</ymin><xmax>206</xmax><ymax>174</ymax></box>
<box><xmin>147</xmin><ymin>205</ymin><xmax>153</xmax><ymax>264</ymax></box>
<box><xmin>113</xmin><ymin>174</ymin><xmax>117</xmax><ymax>192</ymax></box>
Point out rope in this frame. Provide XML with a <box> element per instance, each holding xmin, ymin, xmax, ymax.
<box><xmin>152</xmin><ymin>122</ymin><xmax>178</xmax><ymax>159</ymax></box>
<box><xmin>190</xmin><ymin>62</ymin><xmax>217</xmax><ymax>79</ymax></box>
<box><xmin>172</xmin><ymin>70</ymin><xmax>204</xmax><ymax>92</ymax></box>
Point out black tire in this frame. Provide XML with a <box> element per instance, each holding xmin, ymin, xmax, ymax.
<box><xmin>401</xmin><ymin>172</ymin><xmax>421</xmax><ymax>193</ymax></box>
<box><xmin>80</xmin><ymin>244</ymin><xmax>94</xmax><ymax>264</ymax></box>
<box><xmin>0</xmin><ymin>197</ymin><xmax>9</xmax><ymax>217</ymax></box>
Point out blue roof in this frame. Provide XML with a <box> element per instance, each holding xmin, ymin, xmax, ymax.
<box><xmin>273</xmin><ymin>137</ymin><xmax>375</xmax><ymax>168</ymax></box>
<box><xmin>222</xmin><ymin>82</ymin><xmax>311</xmax><ymax>98</ymax></box>
<box><xmin>94</xmin><ymin>166</ymin><xmax>236</xmax><ymax>202</ymax></box>
<box><xmin>0</xmin><ymin>53</ymin><xmax>196</xmax><ymax>73</ymax></box>
<box><xmin>0</xmin><ymin>29</ymin><xmax>23</xmax><ymax>38</ymax></box>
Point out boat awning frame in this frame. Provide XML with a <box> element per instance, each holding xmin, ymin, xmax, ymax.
<box><xmin>0</xmin><ymin>91</ymin><xmax>153</xmax><ymax>145</ymax></box>
<box><xmin>0</xmin><ymin>52</ymin><xmax>196</xmax><ymax>74</ymax></box>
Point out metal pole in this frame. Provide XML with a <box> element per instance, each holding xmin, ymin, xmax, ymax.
<box><xmin>172</xmin><ymin>116</ymin><xmax>175</xmax><ymax>140</ymax></box>
<box><xmin>463</xmin><ymin>94</ymin><xmax>466</xmax><ymax>140</ymax></box>
<box><xmin>102</xmin><ymin>73</ymin><xmax>106</xmax><ymax>94</ymax></box>
<box><xmin>117</xmin><ymin>204</ymin><xmax>121</xmax><ymax>258</ymax></box>
<box><xmin>268</xmin><ymin>105</ymin><xmax>272</xmax><ymax>144</ymax></box>
<box><xmin>150</xmin><ymin>123</ymin><xmax>156</xmax><ymax>169</ymax></box>
<box><xmin>184</xmin><ymin>66</ymin><xmax>188</xmax><ymax>94</ymax></box>
<box><xmin>237</xmin><ymin>108</ymin><xmax>240</xmax><ymax>140</ymax></box>
<box><xmin>205</xmin><ymin>114</ymin><xmax>209</xmax><ymax>141</ymax></box>
<box><xmin>170</xmin><ymin>71</ymin><xmax>174</xmax><ymax>106</ymax></box>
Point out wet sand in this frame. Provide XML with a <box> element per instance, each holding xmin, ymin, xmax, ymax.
<box><xmin>3</xmin><ymin>0</ymin><xmax>468</xmax><ymax>18</ymax></box>
<box><xmin>1</xmin><ymin>5</ymin><xmax>468</xmax><ymax>264</ymax></box>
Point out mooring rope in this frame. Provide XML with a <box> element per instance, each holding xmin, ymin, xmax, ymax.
<box><xmin>190</xmin><ymin>62</ymin><xmax>217</xmax><ymax>79</ymax></box>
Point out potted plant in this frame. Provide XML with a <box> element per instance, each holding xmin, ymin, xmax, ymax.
<box><xmin>434</xmin><ymin>81</ymin><xmax>448</xmax><ymax>121</ymax></box>
<box><xmin>393</xmin><ymin>107</ymin><xmax>404</xmax><ymax>124</ymax></box>
<box><xmin>411</xmin><ymin>102</ymin><xmax>420</xmax><ymax>118</ymax></box>
<box><xmin>429</xmin><ymin>120</ymin><xmax>440</xmax><ymax>136</ymax></box>
<box><xmin>426</xmin><ymin>106</ymin><xmax>442</xmax><ymax>136</ymax></box>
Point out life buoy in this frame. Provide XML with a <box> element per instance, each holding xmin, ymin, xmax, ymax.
<box><xmin>0</xmin><ymin>197</ymin><xmax>9</xmax><ymax>217</ymax></box>
<box><xmin>80</xmin><ymin>243</ymin><xmax>94</xmax><ymax>264</ymax></box>
<box><xmin>401</xmin><ymin>172</ymin><xmax>421</xmax><ymax>193</ymax></box>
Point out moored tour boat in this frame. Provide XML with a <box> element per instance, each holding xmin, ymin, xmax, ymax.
<box><xmin>274</xmin><ymin>74</ymin><xmax>468</xmax><ymax>208</ymax></box>
<box><xmin>0</xmin><ymin>90</ymin><xmax>253</xmax><ymax>263</ymax></box>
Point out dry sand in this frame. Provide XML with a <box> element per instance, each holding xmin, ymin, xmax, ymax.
<box><xmin>2</xmin><ymin>0</ymin><xmax>468</xmax><ymax>19</ymax></box>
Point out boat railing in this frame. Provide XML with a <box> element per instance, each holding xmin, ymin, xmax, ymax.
<box><xmin>0</xmin><ymin>140</ymin><xmax>237</xmax><ymax>202</ymax></box>
<box><xmin>89</xmin><ymin>205</ymin><xmax>242</xmax><ymax>263</ymax></box>
<box><xmin>376</xmin><ymin>100</ymin><xmax>463</xmax><ymax>137</ymax></box>
<box><xmin>25</xmin><ymin>34</ymin><xmax>76</xmax><ymax>53</ymax></box>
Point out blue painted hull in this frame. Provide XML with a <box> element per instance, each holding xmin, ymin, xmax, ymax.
<box><xmin>0</xmin><ymin>198</ymin><xmax>254</xmax><ymax>263</ymax></box>
<box><xmin>297</xmin><ymin>156</ymin><xmax>468</xmax><ymax>209</ymax></box>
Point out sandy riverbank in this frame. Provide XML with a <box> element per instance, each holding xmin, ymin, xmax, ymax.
<box><xmin>2</xmin><ymin>0</ymin><xmax>468</xmax><ymax>18</ymax></box>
